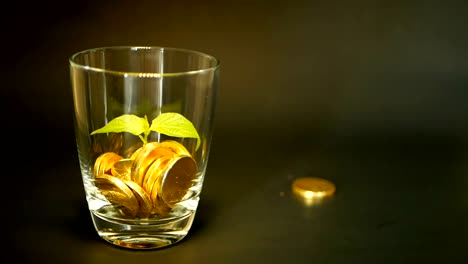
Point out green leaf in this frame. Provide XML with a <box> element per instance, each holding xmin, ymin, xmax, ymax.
<box><xmin>91</xmin><ymin>114</ymin><xmax>149</xmax><ymax>136</ymax></box>
<box><xmin>150</xmin><ymin>112</ymin><xmax>201</xmax><ymax>150</ymax></box>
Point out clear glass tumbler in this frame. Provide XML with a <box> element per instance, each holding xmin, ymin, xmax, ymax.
<box><xmin>69</xmin><ymin>46</ymin><xmax>220</xmax><ymax>249</ymax></box>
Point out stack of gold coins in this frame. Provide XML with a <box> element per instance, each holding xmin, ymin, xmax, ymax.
<box><xmin>93</xmin><ymin>140</ymin><xmax>197</xmax><ymax>218</ymax></box>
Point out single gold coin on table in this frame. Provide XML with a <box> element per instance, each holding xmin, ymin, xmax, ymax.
<box><xmin>291</xmin><ymin>177</ymin><xmax>336</xmax><ymax>200</ymax></box>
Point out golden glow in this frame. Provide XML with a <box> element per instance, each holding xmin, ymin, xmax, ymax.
<box><xmin>302</xmin><ymin>190</ymin><xmax>327</xmax><ymax>199</ymax></box>
<box><xmin>291</xmin><ymin>177</ymin><xmax>336</xmax><ymax>206</ymax></box>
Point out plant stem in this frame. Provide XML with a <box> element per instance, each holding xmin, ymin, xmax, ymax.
<box><xmin>138</xmin><ymin>134</ymin><xmax>147</xmax><ymax>145</ymax></box>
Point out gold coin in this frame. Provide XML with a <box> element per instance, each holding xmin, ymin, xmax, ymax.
<box><xmin>122</xmin><ymin>142</ymin><xmax>144</xmax><ymax>159</ymax></box>
<box><xmin>148</xmin><ymin>156</ymin><xmax>175</xmax><ymax>207</ymax></box>
<box><xmin>159</xmin><ymin>140</ymin><xmax>191</xmax><ymax>156</ymax></box>
<box><xmin>94</xmin><ymin>152</ymin><xmax>111</xmax><ymax>177</ymax></box>
<box><xmin>124</xmin><ymin>180</ymin><xmax>153</xmax><ymax>218</ymax></box>
<box><xmin>159</xmin><ymin>156</ymin><xmax>197</xmax><ymax>206</ymax></box>
<box><xmin>94</xmin><ymin>174</ymin><xmax>139</xmax><ymax>217</ymax></box>
<box><xmin>131</xmin><ymin>142</ymin><xmax>175</xmax><ymax>186</ymax></box>
<box><xmin>129</xmin><ymin>146</ymin><xmax>143</xmax><ymax>160</ymax></box>
<box><xmin>111</xmin><ymin>159</ymin><xmax>133</xmax><ymax>180</ymax></box>
<box><xmin>151</xmin><ymin>195</ymin><xmax>172</xmax><ymax>216</ymax></box>
<box><xmin>150</xmin><ymin>162</ymin><xmax>168</xmax><ymax>214</ymax></box>
<box><xmin>94</xmin><ymin>152</ymin><xmax>123</xmax><ymax>177</ymax></box>
<box><xmin>291</xmin><ymin>177</ymin><xmax>336</xmax><ymax>200</ymax></box>
<box><xmin>144</xmin><ymin>155</ymin><xmax>172</xmax><ymax>196</ymax></box>
<box><xmin>130</xmin><ymin>142</ymin><xmax>159</xmax><ymax>184</ymax></box>
<box><xmin>102</xmin><ymin>153</ymin><xmax>123</xmax><ymax>176</ymax></box>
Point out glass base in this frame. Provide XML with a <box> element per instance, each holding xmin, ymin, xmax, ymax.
<box><xmin>90</xmin><ymin>209</ymin><xmax>196</xmax><ymax>249</ymax></box>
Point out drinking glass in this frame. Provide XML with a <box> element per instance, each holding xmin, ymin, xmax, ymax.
<box><xmin>69</xmin><ymin>46</ymin><xmax>219</xmax><ymax>249</ymax></box>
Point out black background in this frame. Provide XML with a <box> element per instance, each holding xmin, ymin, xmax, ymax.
<box><xmin>8</xmin><ymin>0</ymin><xmax>468</xmax><ymax>263</ymax></box>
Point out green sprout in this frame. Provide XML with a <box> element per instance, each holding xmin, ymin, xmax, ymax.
<box><xmin>91</xmin><ymin>112</ymin><xmax>201</xmax><ymax>150</ymax></box>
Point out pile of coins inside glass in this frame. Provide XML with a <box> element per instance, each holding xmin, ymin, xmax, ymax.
<box><xmin>93</xmin><ymin>140</ymin><xmax>197</xmax><ymax>218</ymax></box>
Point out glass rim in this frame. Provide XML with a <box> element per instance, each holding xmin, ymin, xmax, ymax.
<box><xmin>69</xmin><ymin>46</ymin><xmax>220</xmax><ymax>77</ymax></box>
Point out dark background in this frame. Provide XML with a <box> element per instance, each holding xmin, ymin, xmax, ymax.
<box><xmin>9</xmin><ymin>0</ymin><xmax>468</xmax><ymax>263</ymax></box>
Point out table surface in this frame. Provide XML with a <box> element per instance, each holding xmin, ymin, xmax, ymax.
<box><xmin>9</xmin><ymin>1</ymin><xmax>468</xmax><ymax>263</ymax></box>
<box><xmin>13</xmin><ymin>132</ymin><xmax>468</xmax><ymax>263</ymax></box>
